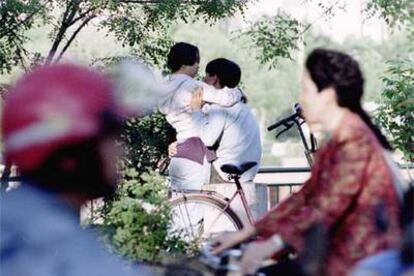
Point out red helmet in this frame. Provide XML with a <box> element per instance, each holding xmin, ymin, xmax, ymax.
<box><xmin>2</xmin><ymin>64</ymin><xmax>127</xmax><ymax>172</ymax></box>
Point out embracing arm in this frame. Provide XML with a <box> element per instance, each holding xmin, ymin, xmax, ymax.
<box><xmin>201</xmin><ymin>83</ymin><xmax>242</xmax><ymax>107</ymax></box>
<box><xmin>192</xmin><ymin>105</ymin><xmax>227</xmax><ymax>147</ymax></box>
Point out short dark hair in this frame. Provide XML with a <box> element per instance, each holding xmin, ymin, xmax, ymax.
<box><xmin>205</xmin><ymin>58</ymin><xmax>241</xmax><ymax>88</ymax></box>
<box><xmin>167</xmin><ymin>42</ymin><xmax>200</xmax><ymax>72</ymax></box>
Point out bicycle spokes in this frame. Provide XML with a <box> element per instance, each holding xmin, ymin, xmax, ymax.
<box><xmin>170</xmin><ymin>196</ymin><xmax>241</xmax><ymax>252</ymax></box>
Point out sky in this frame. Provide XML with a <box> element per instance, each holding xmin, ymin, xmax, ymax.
<box><xmin>240</xmin><ymin>0</ymin><xmax>387</xmax><ymax>42</ymax></box>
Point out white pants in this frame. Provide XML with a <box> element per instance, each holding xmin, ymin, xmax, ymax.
<box><xmin>169</xmin><ymin>157</ymin><xmax>211</xmax><ymax>190</ymax></box>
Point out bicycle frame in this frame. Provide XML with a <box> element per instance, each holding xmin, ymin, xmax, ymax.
<box><xmin>230</xmin><ymin>176</ymin><xmax>255</xmax><ymax>225</ymax></box>
<box><xmin>171</xmin><ymin>176</ymin><xmax>255</xmax><ymax>226</ymax></box>
<box><xmin>290</xmin><ymin>117</ymin><xmax>317</xmax><ymax>167</ymax></box>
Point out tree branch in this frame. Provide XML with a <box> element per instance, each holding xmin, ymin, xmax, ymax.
<box><xmin>299</xmin><ymin>0</ymin><xmax>342</xmax><ymax>36</ymax></box>
<box><xmin>70</xmin><ymin>6</ymin><xmax>97</xmax><ymax>26</ymax></box>
<box><xmin>55</xmin><ymin>15</ymin><xmax>96</xmax><ymax>62</ymax></box>
<box><xmin>45</xmin><ymin>0</ymin><xmax>80</xmax><ymax>64</ymax></box>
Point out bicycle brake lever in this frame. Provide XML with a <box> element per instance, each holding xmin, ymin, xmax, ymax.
<box><xmin>275</xmin><ymin>122</ymin><xmax>294</xmax><ymax>138</ymax></box>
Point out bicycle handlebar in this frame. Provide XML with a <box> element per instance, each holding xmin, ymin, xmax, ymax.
<box><xmin>200</xmin><ymin>243</ymin><xmax>268</xmax><ymax>275</ymax></box>
<box><xmin>267</xmin><ymin>103</ymin><xmax>303</xmax><ymax>132</ymax></box>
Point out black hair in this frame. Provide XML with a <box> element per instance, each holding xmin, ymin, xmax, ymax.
<box><xmin>305</xmin><ymin>48</ymin><xmax>392</xmax><ymax>150</ymax></box>
<box><xmin>167</xmin><ymin>42</ymin><xmax>200</xmax><ymax>72</ymax></box>
<box><xmin>206</xmin><ymin>58</ymin><xmax>247</xmax><ymax>102</ymax></box>
<box><xmin>205</xmin><ymin>58</ymin><xmax>241</xmax><ymax>88</ymax></box>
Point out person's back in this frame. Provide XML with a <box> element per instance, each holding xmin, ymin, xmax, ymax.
<box><xmin>204</xmin><ymin>101</ymin><xmax>261</xmax><ymax>182</ymax></box>
<box><xmin>192</xmin><ymin>58</ymin><xmax>262</xmax><ymax>182</ymax></box>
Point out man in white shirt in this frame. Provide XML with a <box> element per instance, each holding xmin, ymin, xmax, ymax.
<box><xmin>170</xmin><ymin>58</ymin><xmax>262</xmax><ymax>183</ymax></box>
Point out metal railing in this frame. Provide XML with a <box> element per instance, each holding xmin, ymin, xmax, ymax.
<box><xmin>257</xmin><ymin>163</ymin><xmax>413</xmax><ymax>207</ymax></box>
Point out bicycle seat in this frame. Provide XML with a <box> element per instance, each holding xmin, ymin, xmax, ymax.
<box><xmin>220</xmin><ymin>162</ymin><xmax>257</xmax><ymax>176</ymax></box>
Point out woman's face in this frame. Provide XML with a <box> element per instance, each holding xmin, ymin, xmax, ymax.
<box><xmin>299</xmin><ymin>71</ymin><xmax>336</xmax><ymax>131</ymax></box>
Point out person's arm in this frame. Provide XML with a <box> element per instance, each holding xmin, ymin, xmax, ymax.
<box><xmin>201</xmin><ymin>83</ymin><xmax>242</xmax><ymax>107</ymax></box>
<box><xmin>190</xmin><ymin>89</ymin><xmax>227</xmax><ymax>147</ymax></box>
<box><xmin>192</xmin><ymin>106</ymin><xmax>227</xmax><ymax>147</ymax></box>
<box><xmin>211</xmin><ymin>224</ymin><xmax>256</xmax><ymax>255</ymax></box>
<box><xmin>254</xmin><ymin>130</ymin><xmax>371</xmax><ymax>250</ymax></box>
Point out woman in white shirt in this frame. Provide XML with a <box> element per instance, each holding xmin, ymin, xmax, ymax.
<box><xmin>159</xmin><ymin>42</ymin><xmax>242</xmax><ymax>190</ymax></box>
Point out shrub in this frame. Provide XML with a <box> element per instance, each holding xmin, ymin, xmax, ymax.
<box><xmin>99</xmin><ymin>112</ymin><xmax>186</xmax><ymax>262</ymax></box>
<box><xmin>101</xmin><ymin>169</ymin><xmax>186</xmax><ymax>262</ymax></box>
<box><xmin>376</xmin><ymin>60</ymin><xmax>414</xmax><ymax>162</ymax></box>
<box><xmin>120</xmin><ymin>112</ymin><xmax>176</xmax><ymax>174</ymax></box>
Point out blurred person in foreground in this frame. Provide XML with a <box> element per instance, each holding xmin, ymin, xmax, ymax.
<box><xmin>211</xmin><ymin>48</ymin><xmax>405</xmax><ymax>276</ymax></box>
<box><xmin>0</xmin><ymin>64</ymin><xmax>153</xmax><ymax>275</ymax></box>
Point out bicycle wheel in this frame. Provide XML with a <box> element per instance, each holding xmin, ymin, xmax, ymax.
<box><xmin>170</xmin><ymin>194</ymin><xmax>243</xmax><ymax>249</ymax></box>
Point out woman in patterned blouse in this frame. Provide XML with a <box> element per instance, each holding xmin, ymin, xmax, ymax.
<box><xmin>212</xmin><ymin>48</ymin><xmax>404</xmax><ymax>276</ymax></box>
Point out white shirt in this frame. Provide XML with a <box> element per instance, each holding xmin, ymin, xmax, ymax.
<box><xmin>193</xmin><ymin>101</ymin><xmax>262</xmax><ymax>182</ymax></box>
<box><xmin>159</xmin><ymin>74</ymin><xmax>242</xmax><ymax>142</ymax></box>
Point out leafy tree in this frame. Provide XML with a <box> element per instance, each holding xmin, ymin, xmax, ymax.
<box><xmin>121</xmin><ymin>112</ymin><xmax>176</xmax><ymax>175</ymax></box>
<box><xmin>376</xmin><ymin>60</ymin><xmax>414</xmax><ymax>162</ymax></box>
<box><xmin>0</xmin><ymin>0</ymin><xmax>46</xmax><ymax>73</ymax></box>
<box><xmin>245</xmin><ymin>0</ymin><xmax>413</xmax><ymax>69</ymax></box>
<box><xmin>0</xmin><ymin>0</ymin><xmax>248</xmax><ymax>73</ymax></box>
<box><xmin>366</xmin><ymin>0</ymin><xmax>414</xmax><ymax>31</ymax></box>
<box><xmin>241</xmin><ymin>11</ymin><xmax>302</xmax><ymax>69</ymax></box>
<box><xmin>241</xmin><ymin>0</ymin><xmax>347</xmax><ymax>69</ymax></box>
<box><xmin>101</xmin><ymin>169</ymin><xmax>186</xmax><ymax>262</ymax></box>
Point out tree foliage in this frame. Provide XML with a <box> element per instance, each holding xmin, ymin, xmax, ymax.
<box><xmin>245</xmin><ymin>0</ymin><xmax>413</xmax><ymax>69</ymax></box>
<box><xmin>101</xmin><ymin>169</ymin><xmax>186</xmax><ymax>262</ymax></box>
<box><xmin>366</xmin><ymin>0</ymin><xmax>414</xmax><ymax>30</ymax></box>
<box><xmin>0</xmin><ymin>0</ymin><xmax>248</xmax><ymax>73</ymax></box>
<box><xmin>0</xmin><ymin>0</ymin><xmax>46</xmax><ymax>73</ymax></box>
<box><xmin>241</xmin><ymin>11</ymin><xmax>302</xmax><ymax>69</ymax></box>
<box><xmin>376</xmin><ymin>60</ymin><xmax>414</xmax><ymax>162</ymax></box>
<box><xmin>120</xmin><ymin>112</ymin><xmax>176</xmax><ymax>175</ymax></box>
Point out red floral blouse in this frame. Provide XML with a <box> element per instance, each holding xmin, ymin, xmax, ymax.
<box><xmin>255</xmin><ymin>111</ymin><xmax>402</xmax><ymax>276</ymax></box>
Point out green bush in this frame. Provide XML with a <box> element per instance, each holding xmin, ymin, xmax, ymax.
<box><xmin>98</xmin><ymin>112</ymin><xmax>187</xmax><ymax>262</ymax></box>
<box><xmin>376</xmin><ymin>60</ymin><xmax>414</xmax><ymax>162</ymax></box>
<box><xmin>120</xmin><ymin>112</ymin><xmax>176</xmax><ymax>174</ymax></box>
<box><xmin>101</xmin><ymin>169</ymin><xmax>186</xmax><ymax>262</ymax></box>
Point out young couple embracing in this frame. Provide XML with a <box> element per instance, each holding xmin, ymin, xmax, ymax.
<box><xmin>159</xmin><ymin>42</ymin><xmax>262</xmax><ymax>190</ymax></box>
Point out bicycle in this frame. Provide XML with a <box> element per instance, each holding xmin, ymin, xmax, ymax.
<box><xmin>169</xmin><ymin>103</ymin><xmax>317</xmax><ymax>250</ymax></box>
<box><xmin>169</xmin><ymin>162</ymin><xmax>257</xmax><ymax>248</ymax></box>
